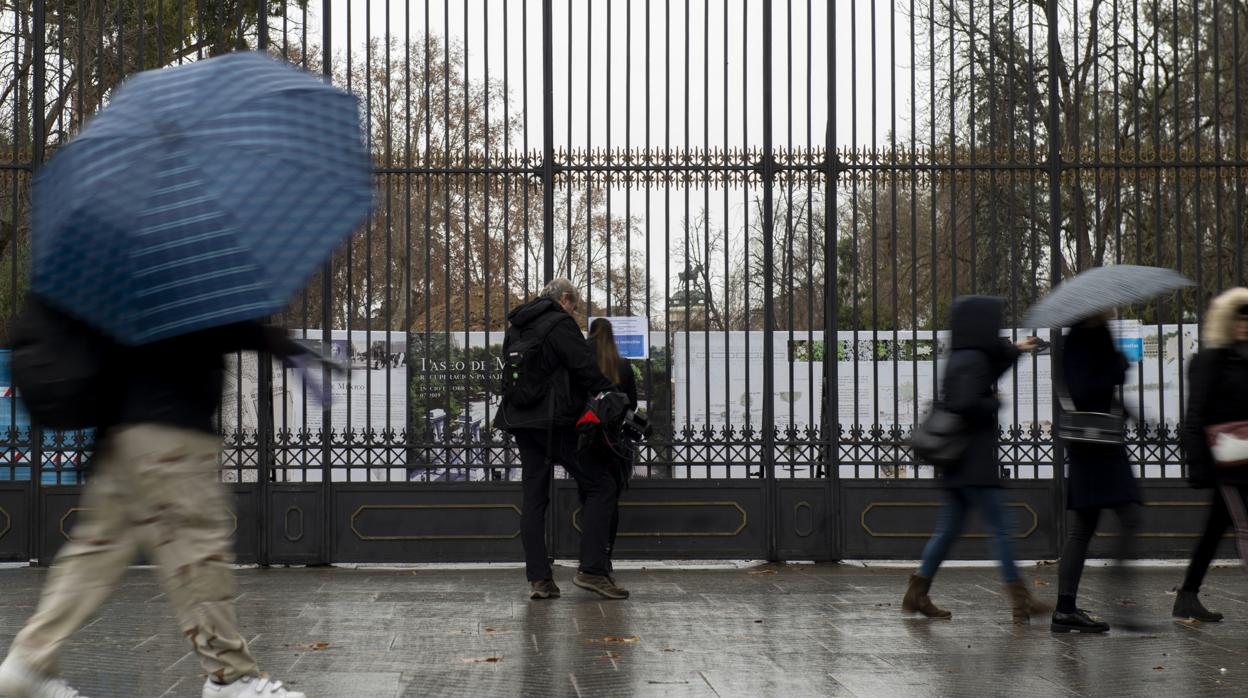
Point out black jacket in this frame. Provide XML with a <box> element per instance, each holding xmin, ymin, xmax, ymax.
<box><xmin>1183</xmin><ymin>345</ymin><xmax>1248</xmax><ymax>488</ymax></box>
<box><xmin>103</xmin><ymin>322</ymin><xmax>306</xmax><ymax>436</ymax></box>
<box><xmin>495</xmin><ymin>298</ymin><xmax>613</xmax><ymax>432</ymax></box>
<box><xmin>1061</xmin><ymin>323</ymin><xmax>1141</xmax><ymax>509</ymax></box>
<box><xmin>940</xmin><ymin>296</ymin><xmax>1019</xmax><ymax>488</ymax></box>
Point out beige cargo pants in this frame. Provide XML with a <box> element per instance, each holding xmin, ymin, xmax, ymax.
<box><xmin>8</xmin><ymin>424</ymin><xmax>259</xmax><ymax>684</ymax></box>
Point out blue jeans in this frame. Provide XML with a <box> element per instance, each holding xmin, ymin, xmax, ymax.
<box><xmin>917</xmin><ymin>486</ymin><xmax>1021</xmax><ymax>582</ymax></box>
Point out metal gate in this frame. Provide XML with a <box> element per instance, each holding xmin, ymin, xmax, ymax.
<box><xmin>0</xmin><ymin>1</ymin><xmax>1241</xmax><ymax>565</ymax></box>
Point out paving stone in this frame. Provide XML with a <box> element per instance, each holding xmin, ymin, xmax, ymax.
<box><xmin>0</xmin><ymin>565</ymin><xmax>1244</xmax><ymax>697</ymax></box>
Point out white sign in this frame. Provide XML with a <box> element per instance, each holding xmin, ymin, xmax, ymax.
<box><xmin>589</xmin><ymin>316</ymin><xmax>649</xmax><ymax>359</ymax></box>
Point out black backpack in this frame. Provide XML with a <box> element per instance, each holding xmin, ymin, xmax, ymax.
<box><xmin>499</xmin><ymin>312</ymin><xmax>563</xmax><ymax>409</ymax></box>
<box><xmin>10</xmin><ymin>296</ymin><xmax>113</xmax><ymax>430</ymax></box>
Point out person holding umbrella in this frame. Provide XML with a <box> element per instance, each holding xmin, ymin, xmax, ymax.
<box><xmin>1049</xmin><ymin>309</ymin><xmax>1142</xmax><ymax>633</ymax></box>
<box><xmin>0</xmin><ymin>53</ymin><xmax>372</xmax><ymax>698</ymax></box>
<box><xmin>1175</xmin><ymin>287</ymin><xmax>1248</xmax><ymax>621</ymax></box>
<box><xmin>1024</xmin><ymin>264</ymin><xmax>1193</xmax><ymax>634</ymax></box>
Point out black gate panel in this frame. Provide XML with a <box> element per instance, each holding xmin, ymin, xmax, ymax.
<box><xmin>39</xmin><ymin>487</ymin><xmax>258</xmax><ymax>565</ymax></box>
<box><xmin>267</xmin><ymin>486</ymin><xmax>324</xmax><ymax>565</ymax></box>
<box><xmin>776</xmin><ymin>482</ymin><xmax>833</xmax><ymax>561</ymax></box>
<box><xmin>1082</xmin><ymin>481</ymin><xmax>1240</xmax><ymax>560</ymax></box>
<box><xmin>0</xmin><ymin>483</ymin><xmax>29</xmax><ymax>561</ymax></box>
<box><xmin>840</xmin><ymin>481</ymin><xmax>1060</xmax><ymax>561</ymax></box>
<box><xmin>553</xmin><ymin>480</ymin><xmax>767</xmax><ymax>560</ymax></box>
<box><xmin>333</xmin><ymin>484</ymin><xmax>524</xmax><ymax>563</ymax></box>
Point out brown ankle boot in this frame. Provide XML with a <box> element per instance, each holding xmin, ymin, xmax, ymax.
<box><xmin>902</xmin><ymin>574</ymin><xmax>952</xmax><ymax>618</ymax></box>
<box><xmin>1006</xmin><ymin>579</ymin><xmax>1053</xmax><ymax>624</ymax></box>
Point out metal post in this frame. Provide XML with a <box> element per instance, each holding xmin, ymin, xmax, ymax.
<box><xmin>541</xmin><ymin>0</ymin><xmax>555</xmax><ymax>285</ymax></box>
<box><xmin>257</xmin><ymin>354</ymin><xmax>272</xmax><ymax>566</ymax></box>
<box><xmin>760</xmin><ymin>0</ymin><xmax>778</xmax><ymax>561</ymax></box>
<box><xmin>540</xmin><ymin>0</ymin><xmax>557</xmax><ymax>564</ymax></box>
<box><xmin>1046</xmin><ymin>0</ymin><xmax>1065</xmax><ymax>554</ymax></box>
<box><xmin>30</xmin><ymin>0</ymin><xmax>46</xmax><ymax>564</ymax></box>
<box><xmin>823</xmin><ymin>121</ymin><xmax>839</xmax><ymax>559</ymax></box>
<box><xmin>319</xmin><ymin>0</ymin><xmax>334</xmax><ymax>566</ymax></box>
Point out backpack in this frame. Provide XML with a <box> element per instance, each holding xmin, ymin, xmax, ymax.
<box><xmin>10</xmin><ymin>296</ymin><xmax>114</xmax><ymax>430</ymax></box>
<box><xmin>499</xmin><ymin>312</ymin><xmax>563</xmax><ymax>409</ymax></box>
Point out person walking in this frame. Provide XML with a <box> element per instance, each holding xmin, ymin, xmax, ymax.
<box><xmin>1049</xmin><ymin>311</ymin><xmax>1142</xmax><ymax>634</ymax></box>
<box><xmin>0</xmin><ymin>322</ymin><xmax>314</xmax><ymax>698</ymax></box>
<box><xmin>495</xmin><ymin>279</ymin><xmax>625</xmax><ymax>601</ymax></box>
<box><xmin>902</xmin><ymin>295</ymin><xmax>1052</xmax><ymax>623</ymax></box>
<box><xmin>1176</xmin><ymin>288</ymin><xmax>1248</xmax><ymax>621</ymax></box>
<box><xmin>587</xmin><ymin>318</ymin><xmax>639</xmax><ymax>568</ymax></box>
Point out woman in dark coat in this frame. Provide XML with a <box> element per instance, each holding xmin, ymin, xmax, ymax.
<box><xmin>903</xmin><ymin>295</ymin><xmax>1051</xmax><ymax>624</ymax></box>
<box><xmin>1050</xmin><ymin>313</ymin><xmax>1142</xmax><ymax>634</ymax></box>
<box><xmin>1176</xmin><ymin>288</ymin><xmax>1248</xmax><ymax>621</ymax></box>
<box><xmin>588</xmin><ymin>318</ymin><xmax>638</xmax><ymax>573</ymax></box>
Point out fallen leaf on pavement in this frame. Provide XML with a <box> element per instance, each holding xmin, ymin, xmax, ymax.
<box><xmin>1034</xmin><ymin>580</ymin><xmax>1051</xmax><ymax>587</ymax></box>
<box><xmin>598</xmin><ymin>651</ymin><xmax>622</xmax><ymax>660</ymax></box>
<box><xmin>462</xmin><ymin>656</ymin><xmax>502</xmax><ymax>664</ymax></box>
<box><xmin>1154</xmin><ymin>666</ymin><xmax>1165</xmax><ymax>672</ymax></box>
<box><xmin>287</xmin><ymin>642</ymin><xmax>330</xmax><ymax>650</ymax></box>
<box><xmin>589</xmin><ymin>636</ymin><xmax>641</xmax><ymax>644</ymax></box>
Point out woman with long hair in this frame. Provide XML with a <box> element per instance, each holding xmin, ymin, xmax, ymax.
<box><xmin>587</xmin><ymin>318</ymin><xmax>638</xmax><ymax>574</ymax></box>
<box><xmin>589</xmin><ymin>319</ymin><xmax>637</xmax><ymax>410</ymax></box>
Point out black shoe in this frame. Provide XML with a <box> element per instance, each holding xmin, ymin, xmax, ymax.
<box><xmin>1172</xmin><ymin>590</ymin><xmax>1224</xmax><ymax>622</ymax></box>
<box><xmin>574</xmin><ymin>572</ymin><xmax>630</xmax><ymax>600</ymax></box>
<box><xmin>1051</xmin><ymin>609</ymin><xmax>1110</xmax><ymax>634</ymax></box>
<box><xmin>530</xmin><ymin>578</ymin><xmax>561</xmax><ymax>600</ymax></box>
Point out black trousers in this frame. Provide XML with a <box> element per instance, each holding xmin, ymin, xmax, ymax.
<box><xmin>1182</xmin><ymin>489</ymin><xmax>1232</xmax><ymax>593</ymax></box>
<box><xmin>1057</xmin><ymin>504</ymin><xmax>1141</xmax><ymax>603</ymax></box>
<box><xmin>514</xmin><ymin>428</ymin><xmax>619</xmax><ymax>582</ymax></box>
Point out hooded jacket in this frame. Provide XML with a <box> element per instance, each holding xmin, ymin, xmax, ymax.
<box><xmin>939</xmin><ymin>296</ymin><xmax>1019</xmax><ymax>488</ymax></box>
<box><xmin>494</xmin><ymin>297</ymin><xmax>613</xmax><ymax>433</ymax></box>
<box><xmin>1182</xmin><ymin>287</ymin><xmax>1248</xmax><ymax>487</ymax></box>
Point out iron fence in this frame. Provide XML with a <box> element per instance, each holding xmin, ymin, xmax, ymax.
<box><xmin>0</xmin><ymin>0</ymin><xmax>1242</xmax><ymax>563</ymax></box>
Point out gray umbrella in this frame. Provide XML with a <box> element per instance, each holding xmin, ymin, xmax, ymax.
<box><xmin>1024</xmin><ymin>265</ymin><xmax>1194</xmax><ymax>328</ymax></box>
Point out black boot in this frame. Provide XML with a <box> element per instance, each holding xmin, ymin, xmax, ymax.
<box><xmin>1051</xmin><ymin>608</ymin><xmax>1110</xmax><ymax>634</ymax></box>
<box><xmin>1172</xmin><ymin>590</ymin><xmax>1224</xmax><ymax>622</ymax></box>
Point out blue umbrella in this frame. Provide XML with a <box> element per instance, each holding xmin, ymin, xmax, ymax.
<box><xmin>32</xmin><ymin>52</ymin><xmax>373</xmax><ymax>345</ymax></box>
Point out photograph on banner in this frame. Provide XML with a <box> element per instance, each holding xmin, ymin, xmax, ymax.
<box><xmin>408</xmin><ymin>331</ymin><xmax>510</xmax><ymax>482</ymax></box>
<box><xmin>275</xmin><ymin>330</ymin><xmax>408</xmax><ymax>483</ymax></box>
<box><xmin>219</xmin><ymin>351</ymin><xmax>264</xmax><ymax>481</ymax></box>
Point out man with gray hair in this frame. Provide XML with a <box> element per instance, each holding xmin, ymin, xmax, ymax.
<box><xmin>495</xmin><ymin>279</ymin><xmax>627</xmax><ymax>600</ymax></box>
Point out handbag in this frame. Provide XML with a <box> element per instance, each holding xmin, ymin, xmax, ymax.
<box><xmin>1057</xmin><ymin>405</ymin><xmax>1126</xmax><ymax>445</ymax></box>
<box><xmin>910</xmin><ymin>403</ymin><xmax>969</xmax><ymax>469</ymax></box>
<box><xmin>1054</xmin><ymin>356</ymin><xmax>1126</xmax><ymax>445</ymax></box>
<box><xmin>1205</xmin><ymin>421</ymin><xmax>1248</xmax><ymax>467</ymax></box>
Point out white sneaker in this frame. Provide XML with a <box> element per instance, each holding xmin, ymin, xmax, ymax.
<box><xmin>202</xmin><ymin>676</ymin><xmax>306</xmax><ymax>698</ymax></box>
<box><xmin>0</xmin><ymin>655</ymin><xmax>84</xmax><ymax>698</ymax></box>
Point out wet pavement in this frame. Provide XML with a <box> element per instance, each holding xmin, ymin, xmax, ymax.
<box><xmin>0</xmin><ymin>562</ymin><xmax>1245</xmax><ymax>697</ymax></box>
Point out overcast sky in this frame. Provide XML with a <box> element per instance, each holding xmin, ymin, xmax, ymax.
<box><xmin>281</xmin><ymin>0</ymin><xmax>929</xmax><ymax>153</ymax></box>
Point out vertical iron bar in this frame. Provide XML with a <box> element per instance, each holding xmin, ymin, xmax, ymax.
<box><xmin>761</xmin><ymin>0</ymin><xmax>777</xmax><ymax>561</ymax></box>
<box><xmin>1047</xmin><ymin>0</ymin><xmax>1066</xmax><ymax>528</ymax></box>
<box><xmin>31</xmin><ymin>0</ymin><xmax>47</xmax><ymax>563</ymax></box>
<box><xmin>542</xmin><ymin>0</ymin><xmax>555</xmax><ymax>284</ymax></box>
<box><xmin>319</xmin><ymin>0</ymin><xmax>334</xmax><ymax>565</ymax></box>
